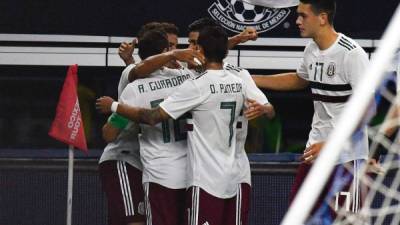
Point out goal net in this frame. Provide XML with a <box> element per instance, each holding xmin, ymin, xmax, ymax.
<box><xmin>281</xmin><ymin>3</ymin><xmax>400</xmax><ymax>225</ymax></box>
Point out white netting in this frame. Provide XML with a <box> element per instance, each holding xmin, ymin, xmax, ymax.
<box><xmin>331</xmin><ymin>54</ymin><xmax>400</xmax><ymax>225</ymax></box>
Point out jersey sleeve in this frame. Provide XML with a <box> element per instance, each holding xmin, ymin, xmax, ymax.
<box><xmin>296</xmin><ymin>58</ymin><xmax>308</xmax><ymax>80</ymax></box>
<box><xmin>396</xmin><ymin>52</ymin><xmax>400</xmax><ymax>92</ymax></box>
<box><xmin>344</xmin><ymin>48</ymin><xmax>369</xmax><ymax>88</ymax></box>
<box><xmin>159</xmin><ymin>79</ymin><xmax>204</xmax><ymax>119</ymax></box>
<box><xmin>296</xmin><ymin>43</ymin><xmax>311</xmax><ymax>80</ymax></box>
<box><xmin>240</xmin><ymin>70</ymin><xmax>269</xmax><ymax>105</ymax></box>
<box><xmin>118</xmin><ymin>64</ymin><xmax>136</xmax><ymax>98</ymax></box>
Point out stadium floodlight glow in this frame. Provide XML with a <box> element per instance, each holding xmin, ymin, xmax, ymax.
<box><xmin>281</xmin><ymin>3</ymin><xmax>400</xmax><ymax>225</ymax></box>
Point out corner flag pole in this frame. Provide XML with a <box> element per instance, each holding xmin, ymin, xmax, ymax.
<box><xmin>66</xmin><ymin>144</ymin><xmax>75</xmax><ymax>225</ymax></box>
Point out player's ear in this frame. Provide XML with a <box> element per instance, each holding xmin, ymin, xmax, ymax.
<box><xmin>319</xmin><ymin>12</ymin><xmax>328</xmax><ymax>26</ymax></box>
<box><xmin>197</xmin><ymin>45</ymin><xmax>204</xmax><ymax>55</ymax></box>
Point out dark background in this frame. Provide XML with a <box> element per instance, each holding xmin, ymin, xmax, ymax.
<box><xmin>0</xmin><ymin>0</ymin><xmax>397</xmax><ymax>151</ymax></box>
<box><xmin>0</xmin><ymin>0</ymin><xmax>397</xmax><ymax>38</ymax></box>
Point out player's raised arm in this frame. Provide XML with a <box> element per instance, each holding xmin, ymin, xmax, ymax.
<box><xmin>252</xmin><ymin>72</ymin><xmax>309</xmax><ymax>91</ymax></box>
<box><xmin>96</xmin><ymin>96</ymin><xmax>170</xmax><ymax>126</ymax></box>
<box><xmin>118</xmin><ymin>38</ymin><xmax>137</xmax><ymax>66</ymax></box>
<box><xmin>228</xmin><ymin>27</ymin><xmax>258</xmax><ymax>49</ymax></box>
<box><xmin>129</xmin><ymin>48</ymin><xmax>205</xmax><ymax>82</ymax></box>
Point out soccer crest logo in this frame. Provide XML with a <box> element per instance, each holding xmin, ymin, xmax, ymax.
<box><xmin>208</xmin><ymin>0</ymin><xmax>291</xmax><ymax>33</ymax></box>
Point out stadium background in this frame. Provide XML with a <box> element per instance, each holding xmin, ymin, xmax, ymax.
<box><xmin>0</xmin><ymin>0</ymin><xmax>398</xmax><ymax>224</ymax></box>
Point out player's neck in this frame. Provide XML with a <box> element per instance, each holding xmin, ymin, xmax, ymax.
<box><xmin>205</xmin><ymin>62</ymin><xmax>223</xmax><ymax>70</ymax></box>
<box><xmin>313</xmin><ymin>27</ymin><xmax>338</xmax><ymax>51</ymax></box>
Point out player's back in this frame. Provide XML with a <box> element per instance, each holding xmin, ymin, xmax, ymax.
<box><xmin>183</xmin><ymin>69</ymin><xmax>246</xmax><ymax>198</ymax></box>
<box><xmin>120</xmin><ymin>66</ymin><xmax>194</xmax><ymax>189</ymax></box>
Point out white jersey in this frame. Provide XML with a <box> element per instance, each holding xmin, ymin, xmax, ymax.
<box><xmin>160</xmin><ymin>69</ymin><xmax>246</xmax><ymax>198</ymax></box>
<box><xmin>395</xmin><ymin>52</ymin><xmax>400</xmax><ymax>92</ymax></box>
<box><xmin>224</xmin><ymin>63</ymin><xmax>270</xmax><ymax>186</ymax></box>
<box><xmin>119</xmin><ymin>66</ymin><xmax>195</xmax><ymax>189</ymax></box>
<box><xmin>297</xmin><ymin>33</ymin><xmax>370</xmax><ymax>164</ymax></box>
<box><xmin>100</xmin><ymin>64</ymin><xmax>142</xmax><ymax>170</ymax></box>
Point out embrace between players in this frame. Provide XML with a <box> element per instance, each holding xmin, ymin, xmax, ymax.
<box><xmin>96</xmin><ymin>0</ymin><xmax>372</xmax><ymax>225</ymax></box>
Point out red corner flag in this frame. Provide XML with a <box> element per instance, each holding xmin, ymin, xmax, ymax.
<box><xmin>49</xmin><ymin>65</ymin><xmax>88</xmax><ymax>152</ymax></box>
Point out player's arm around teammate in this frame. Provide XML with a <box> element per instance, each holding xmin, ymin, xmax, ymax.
<box><xmin>128</xmin><ymin>48</ymin><xmax>204</xmax><ymax>82</ymax></box>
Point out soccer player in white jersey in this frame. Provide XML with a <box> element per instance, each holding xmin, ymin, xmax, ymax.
<box><xmin>252</xmin><ymin>0</ymin><xmax>369</xmax><ymax>218</ymax></box>
<box><xmin>99</xmin><ymin>23</ymin><xmax>202</xmax><ymax>225</ymax></box>
<box><xmin>97</xmin><ymin>26</ymin><xmax>249</xmax><ymax>225</ymax></box>
<box><xmin>99</xmin><ymin>23</ymin><xmax>168</xmax><ymax>225</ymax></box>
<box><xmin>99</xmin><ymin>51</ymin><xmax>145</xmax><ymax>225</ymax></box>
<box><xmin>115</xmin><ymin>18</ymin><xmax>272</xmax><ymax>225</ymax></box>
<box><xmin>118</xmin><ymin>22</ymin><xmax>180</xmax><ymax>66</ymax></box>
<box><xmin>186</xmin><ymin>18</ymin><xmax>274</xmax><ymax>225</ymax></box>
<box><xmin>119</xmin><ymin>28</ymin><xmax>197</xmax><ymax>225</ymax></box>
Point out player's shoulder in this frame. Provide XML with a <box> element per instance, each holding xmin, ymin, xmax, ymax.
<box><xmin>224</xmin><ymin>62</ymin><xmax>243</xmax><ymax>72</ymax></box>
<box><xmin>193</xmin><ymin>70</ymin><xmax>208</xmax><ymax>81</ymax></box>
<box><xmin>304</xmin><ymin>40</ymin><xmax>318</xmax><ymax>52</ymax></box>
<box><xmin>119</xmin><ymin>63</ymin><xmax>137</xmax><ymax>82</ymax></box>
<box><xmin>337</xmin><ymin>34</ymin><xmax>365</xmax><ymax>54</ymax></box>
<box><xmin>122</xmin><ymin>63</ymin><xmax>137</xmax><ymax>74</ymax></box>
<box><xmin>223</xmin><ymin>62</ymin><xmax>251</xmax><ymax>77</ymax></box>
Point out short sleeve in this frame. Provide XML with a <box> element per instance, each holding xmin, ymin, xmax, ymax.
<box><xmin>159</xmin><ymin>79</ymin><xmax>205</xmax><ymax>119</ymax></box>
<box><xmin>297</xmin><ymin>43</ymin><xmax>312</xmax><ymax>80</ymax></box>
<box><xmin>296</xmin><ymin>57</ymin><xmax>309</xmax><ymax>80</ymax></box>
<box><xmin>118</xmin><ymin>64</ymin><xmax>136</xmax><ymax>98</ymax></box>
<box><xmin>344</xmin><ymin>48</ymin><xmax>369</xmax><ymax>88</ymax></box>
<box><xmin>396</xmin><ymin>52</ymin><xmax>400</xmax><ymax>92</ymax></box>
<box><xmin>240</xmin><ymin>70</ymin><xmax>269</xmax><ymax>105</ymax></box>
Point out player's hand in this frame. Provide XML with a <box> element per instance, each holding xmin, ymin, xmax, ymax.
<box><xmin>118</xmin><ymin>38</ymin><xmax>137</xmax><ymax>65</ymax></box>
<box><xmin>166</xmin><ymin>60</ymin><xmax>182</xmax><ymax>69</ymax></box>
<box><xmin>171</xmin><ymin>49</ymin><xmax>205</xmax><ymax>67</ymax></box>
<box><xmin>301</xmin><ymin>142</ymin><xmax>325</xmax><ymax>164</ymax></box>
<box><xmin>367</xmin><ymin>158</ymin><xmax>385</xmax><ymax>175</ymax></box>
<box><xmin>244</xmin><ymin>99</ymin><xmax>268</xmax><ymax>120</ymax></box>
<box><xmin>96</xmin><ymin>96</ymin><xmax>115</xmax><ymax>114</ymax></box>
<box><xmin>239</xmin><ymin>27</ymin><xmax>258</xmax><ymax>43</ymax></box>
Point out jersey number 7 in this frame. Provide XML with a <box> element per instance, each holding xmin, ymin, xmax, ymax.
<box><xmin>220</xmin><ymin>101</ymin><xmax>236</xmax><ymax>147</ymax></box>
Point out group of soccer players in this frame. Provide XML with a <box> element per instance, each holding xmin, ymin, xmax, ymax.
<box><xmin>97</xmin><ymin>17</ymin><xmax>274</xmax><ymax>225</ymax></box>
<box><xmin>96</xmin><ymin>0</ymin><xmax>372</xmax><ymax>224</ymax></box>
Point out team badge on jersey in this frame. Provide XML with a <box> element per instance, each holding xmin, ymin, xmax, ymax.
<box><xmin>327</xmin><ymin>62</ymin><xmax>336</xmax><ymax>78</ymax></box>
<box><xmin>208</xmin><ymin>0</ymin><xmax>291</xmax><ymax>33</ymax></box>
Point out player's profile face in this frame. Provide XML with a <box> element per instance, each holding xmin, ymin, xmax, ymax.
<box><xmin>296</xmin><ymin>3</ymin><xmax>319</xmax><ymax>38</ymax></box>
<box><xmin>167</xmin><ymin>33</ymin><xmax>178</xmax><ymax>50</ymax></box>
<box><xmin>188</xmin><ymin>31</ymin><xmax>199</xmax><ymax>50</ymax></box>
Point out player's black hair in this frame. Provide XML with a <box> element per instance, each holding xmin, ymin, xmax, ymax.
<box><xmin>197</xmin><ymin>26</ymin><xmax>228</xmax><ymax>63</ymax></box>
<box><xmin>300</xmin><ymin>0</ymin><xmax>336</xmax><ymax>25</ymax></box>
<box><xmin>188</xmin><ymin>17</ymin><xmax>219</xmax><ymax>33</ymax></box>
<box><xmin>138</xmin><ymin>29</ymin><xmax>168</xmax><ymax>60</ymax></box>
<box><xmin>137</xmin><ymin>22</ymin><xmax>163</xmax><ymax>39</ymax></box>
<box><xmin>161</xmin><ymin>22</ymin><xmax>179</xmax><ymax>35</ymax></box>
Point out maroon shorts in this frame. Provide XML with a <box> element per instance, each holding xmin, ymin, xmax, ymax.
<box><xmin>289</xmin><ymin>160</ymin><xmax>365</xmax><ymax>219</ymax></box>
<box><xmin>99</xmin><ymin>160</ymin><xmax>145</xmax><ymax>225</ymax></box>
<box><xmin>143</xmin><ymin>182</ymin><xmax>186</xmax><ymax>225</ymax></box>
<box><xmin>185</xmin><ymin>184</ymin><xmax>250</xmax><ymax>225</ymax></box>
<box><xmin>237</xmin><ymin>183</ymin><xmax>251</xmax><ymax>225</ymax></box>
